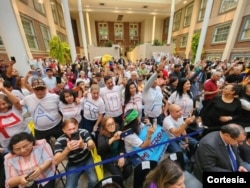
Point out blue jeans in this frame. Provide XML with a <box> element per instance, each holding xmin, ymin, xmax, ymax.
<box><xmin>80</xmin><ymin>116</ymin><xmax>96</xmax><ymax>133</ymax></box>
<box><xmin>66</xmin><ymin>155</ymin><xmax>98</xmax><ymax>188</ymax></box>
<box><xmin>167</xmin><ymin>137</ymin><xmax>198</xmax><ymax>164</ymax></box>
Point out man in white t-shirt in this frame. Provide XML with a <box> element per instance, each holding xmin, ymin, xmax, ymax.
<box><xmin>42</xmin><ymin>67</ymin><xmax>57</xmax><ymax>91</ymax></box>
<box><xmin>100</xmin><ymin>75</ymin><xmax>124</xmax><ymax>128</ymax></box>
<box><xmin>20</xmin><ymin>78</ymin><xmax>63</xmax><ymax>141</ymax></box>
<box><xmin>163</xmin><ymin>104</ymin><xmax>198</xmax><ymax>166</ymax></box>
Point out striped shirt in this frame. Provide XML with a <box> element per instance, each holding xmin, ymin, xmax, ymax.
<box><xmin>54</xmin><ymin>129</ymin><xmax>92</xmax><ymax>163</ymax></box>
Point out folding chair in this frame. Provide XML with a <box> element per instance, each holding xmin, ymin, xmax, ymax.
<box><xmin>168</xmin><ymin>151</ymin><xmax>185</xmax><ymax>170</ymax></box>
<box><xmin>133</xmin><ymin>160</ymin><xmax>158</xmax><ymax>188</ymax></box>
<box><xmin>93</xmin><ymin>175</ymin><xmax>124</xmax><ymax>188</ymax></box>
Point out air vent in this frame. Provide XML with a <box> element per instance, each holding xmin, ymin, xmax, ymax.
<box><xmin>143</xmin><ymin>5</ymin><xmax>148</xmax><ymax>8</ymax></box>
<box><xmin>100</xmin><ymin>3</ymin><xmax>105</xmax><ymax>6</ymax></box>
<box><xmin>117</xmin><ymin>15</ymin><xmax>123</xmax><ymax>21</ymax></box>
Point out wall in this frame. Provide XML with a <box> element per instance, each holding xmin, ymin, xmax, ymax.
<box><xmin>88</xmin><ymin>45</ymin><xmax>120</xmax><ymax>61</ymax></box>
<box><xmin>127</xmin><ymin>43</ymin><xmax>173</xmax><ymax>62</ymax></box>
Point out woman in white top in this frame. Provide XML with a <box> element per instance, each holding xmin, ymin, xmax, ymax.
<box><xmin>81</xmin><ymin>84</ymin><xmax>105</xmax><ymax>134</ymax></box>
<box><xmin>59</xmin><ymin>89</ymin><xmax>82</xmax><ymax>123</ymax></box>
<box><xmin>75</xmin><ymin>70</ymin><xmax>90</xmax><ymax>87</ymax></box>
<box><xmin>123</xmin><ymin>81</ymin><xmax>142</xmax><ymax>119</ymax></box>
<box><xmin>168</xmin><ymin>77</ymin><xmax>194</xmax><ymax>119</ymax></box>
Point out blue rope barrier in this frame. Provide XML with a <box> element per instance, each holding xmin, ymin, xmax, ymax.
<box><xmin>36</xmin><ymin>128</ymin><xmax>203</xmax><ymax>184</ymax></box>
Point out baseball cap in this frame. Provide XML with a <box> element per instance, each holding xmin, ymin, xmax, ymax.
<box><xmin>123</xmin><ymin>109</ymin><xmax>139</xmax><ymax>126</ymax></box>
<box><xmin>31</xmin><ymin>78</ymin><xmax>46</xmax><ymax>89</ymax></box>
<box><xmin>174</xmin><ymin>63</ymin><xmax>181</xmax><ymax>68</ymax></box>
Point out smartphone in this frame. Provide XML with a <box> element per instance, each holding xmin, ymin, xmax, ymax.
<box><xmin>10</xmin><ymin>56</ymin><xmax>16</xmax><ymax>63</ymax></box>
<box><xmin>71</xmin><ymin>131</ymin><xmax>80</xmax><ymax>140</ymax></box>
<box><xmin>120</xmin><ymin>129</ymin><xmax>133</xmax><ymax>138</ymax></box>
<box><xmin>25</xmin><ymin>170</ymin><xmax>35</xmax><ymax>180</ymax></box>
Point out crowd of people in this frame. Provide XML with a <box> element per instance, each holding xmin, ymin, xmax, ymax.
<box><xmin>0</xmin><ymin>54</ymin><xmax>250</xmax><ymax>187</ymax></box>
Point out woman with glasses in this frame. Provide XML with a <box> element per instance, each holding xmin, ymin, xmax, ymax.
<box><xmin>97</xmin><ymin>116</ymin><xmax>132</xmax><ymax>181</ymax></box>
<box><xmin>4</xmin><ymin>132</ymin><xmax>55</xmax><ymax>188</ymax></box>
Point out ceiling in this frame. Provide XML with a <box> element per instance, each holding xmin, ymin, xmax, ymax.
<box><xmin>68</xmin><ymin>0</ymin><xmax>192</xmax><ymax>22</ymax></box>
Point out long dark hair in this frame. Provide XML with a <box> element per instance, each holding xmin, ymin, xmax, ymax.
<box><xmin>124</xmin><ymin>81</ymin><xmax>138</xmax><ymax>105</ymax></box>
<box><xmin>176</xmin><ymin>77</ymin><xmax>192</xmax><ymax>99</ymax></box>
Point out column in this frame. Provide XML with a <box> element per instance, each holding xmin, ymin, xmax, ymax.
<box><xmin>167</xmin><ymin>0</ymin><xmax>175</xmax><ymax>45</ymax></box>
<box><xmin>0</xmin><ymin>0</ymin><xmax>32</xmax><ymax>76</ymax></box>
<box><xmin>44</xmin><ymin>0</ymin><xmax>57</xmax><ymax>36</ymax></box>
<box><xmin>78</xmin><ymin>0</ymin><xmax>88</xmax><ymax>60</ymax></box>
<box><xmin>86</xmin><ymin>12</ymin><xmax>92</xmax><ymax>45</ymax></box>
<box><xmin>61</xmin><ymin>0</ymin><xmax>77</xmax><ymax>63</ymax></box>
<box><xmin>194</xmin><ymin>0</ymin><xmax>213</xmax><ymax>63</ymax></box>
<box><xmin>185</xmin><ymin>0</ymin><xmax>199</xmax><ymax>58</ymax></box>
<box><xmin>152</xmin><ymin>15</ymin><xmax>156</xmax><ymax>45</ymax></box>
<box><xmin>221</xmin><ymin>0</ymin><xmax>247</xmax><ymax>60</ymax></box>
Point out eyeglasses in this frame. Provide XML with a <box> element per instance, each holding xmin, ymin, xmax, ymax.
<box><xmin>106</xmin><ymin>122</ymin><xmax>115</xmax><ymax>128</ymax></box>
<box><xmin>13</xmin><ymin>142</ymin><xmax>33</xmax><ymax>153</ymax></box>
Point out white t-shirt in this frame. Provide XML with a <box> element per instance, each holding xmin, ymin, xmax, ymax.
<box><xmin>100</xmin><ymin>85</ymin><xmax>123</xmax><ymax>117</ymax></box>
<box><xmin>59</xmin><ymin>102</ymin><xmax>82</xmax><ymax>123</ymax></box>
<box><xmin>163</xmin><ymin>115</ymin><xmax>184</xmax><ymax>139</ymax></box>
<box><xmin>124</xmin><ymin>133</ymin><xmax>143</xmax><ymax>153</ymax></box>
<box><xmin>142</xmin><ymin>86</ymin><xmax>163</xmax><ymax>117</ymax></box>
<box><xmin>123</xmin><ymin>93</ymin><xmax>142</xmax><ymax>118</ymax></box>
<box><xmin>42</xmin><ymin>76</ymin><xmax>57</xmax><ymax>90</ymax></box>
<box><xmin>82</xmin><ymin>94</ymin><xmax>105</xmax><ymax>121</ymax></box>
<box><xmin>168</xmin><ymin>91</ymin><xmax>193</xmax><ymax>118</ymax></box>
<box><xmin>20</xmin><ymin>93</ymin><xmax>61</xmax><ymax>130</ymax></box>
<box><xmin>0</xmin><ymin>106</ymin><xmax>29</xmax><ymax>148</ymax></box>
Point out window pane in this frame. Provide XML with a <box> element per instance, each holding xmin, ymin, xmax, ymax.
<box><xmin>50</xmin><ymin>0</ymin><xmax>58</xmax><ymax>24</ymax></box>
<box><xmin>173</xmin><ymin>11</ymin><xmax>181</xmax><ymax>31</ymax></box>
<box><xmin>219</xmin><ymin>0</ymin><xmax>238</xmax><ymax>13</ymax></box>
<box><xmin>241</xmin><ymin>18</ymin><xmax>250</xmax><ymax>40</ymax></box>
<box><xmin>21</xmin><ymin>17</ymin><xmax>39</xmax><ymax>49</ymax></box>
<box><xmin>33</xmin><ymin>0</ymin><xmax>46</xmax><ymax>15</ymax></box>
<box><xmin>213</xmin><ymin>24</ymin><xmax>231</xmax><ymax>43</ymax></box>
<box><xmin>198</xmin><ymin>0</ymin><xmax>207</xmax><ymax>21</ymax></box>
<box><xmin>129</xmin><ymin>23</ymin><xmax>138</xmax><ymax>40</ymax></box>
<box><xmin>57</xmin><ymin>3</ymin><xmax>65</xmax><ymax>28</ymax></box>
<box><xmin>98</xmin><ymin>22</ymin><xmax>109</xmax><ymax>40</ymax></box>
<box><xmin>40</xmin><ymin>24</ymin><xmax>51</xmax><ymax>51</ymax></box>
<box><xmin>184</xmin><ymin>4</ymin><xmax>193</xmax><ymax>27</ymax></box>
<box><xmin>114</xmin><ymin>23</ymin><xmax>123</xmax><ymax>40</ymax></box>
<box><xmin>180</xmin><ymin>35</ymin><xmax>188</xmax><ymax>47</ymax></box>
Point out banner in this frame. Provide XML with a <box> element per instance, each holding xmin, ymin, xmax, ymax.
<box><xmin>134</xmin><ymin>125</ymin><xmax>169</xmax><ymax>161</ymax></box>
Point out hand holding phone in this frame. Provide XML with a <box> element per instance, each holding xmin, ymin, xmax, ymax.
<box><xmin>70</xmin><ymin>131</ymin><xmax>80</xmax><ymax>140</ymax></box>
<box><xmin>25</xmin><ymin>170</ymin><xmax>35</xmax><ymax>180</ymax></box>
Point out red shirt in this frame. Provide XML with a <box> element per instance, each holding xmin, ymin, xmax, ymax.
<box><xmin>203</xmin><ymin>79</ymin><xmax>218</xmax><ymax>100</ymax></box>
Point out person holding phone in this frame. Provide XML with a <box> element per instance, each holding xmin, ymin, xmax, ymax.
<box><xmin>121</xmin><ymin>109</ymin><xmax>155</xmax><ymax>154</ymax></box>
<box><xmin>4</xmin><ymin>132</ymin><xmax>55</xmax><ymax>188</ymax></box>
<box><xmin>97</xmin><ymin>116</ymin><xmax>132</xmax><ymax>181</ymax></box>
<box><xmin>53</xmin><ymin>118</ymin><xmax>97</xmax><ymax>188</ymax></box>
